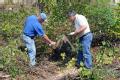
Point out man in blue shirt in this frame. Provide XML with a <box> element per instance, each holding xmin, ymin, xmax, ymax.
<box><xmin>22</xmin><ymin>13</ymin><xmax>56</xmax><ymax>67</ymax></box>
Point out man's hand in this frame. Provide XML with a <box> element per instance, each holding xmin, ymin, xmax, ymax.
<box><xmin>49</xmin><ymin>41</ymin><xmax>56</xmax><ymax>46</ymax></box>
<box><xmin>42</xmin><ymin>35</ymin><xmax>56</xmax><ymax>49</ymax></box>
<box><xmin>49</xmin><ymin>41</ymin><xmax>56</xmax><ymax>49</ymax></box>
<box><xmin>68</xmin><ymin>32</ymin><xmax>75</xmax><ymax>36</ymax></box>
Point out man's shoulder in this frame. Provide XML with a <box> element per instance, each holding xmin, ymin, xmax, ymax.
<box><xmin>26</xmin><ymin>15</ymin><xmax>38</xmax><ymax>24</ymax></box>
<box><xmin>76</xmin><ymin>14</ymin><xmax>85</xmax><ymax>18</ymax></box>
<box><xmin>27</xmin><ymin>15</ymin><xmax>36</xmax><ymax>19</ymax></box>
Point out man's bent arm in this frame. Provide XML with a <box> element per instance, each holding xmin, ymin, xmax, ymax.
<box><xmin>74</xmin><ymin>25</ymin><xmax>87</xmax><ymax>35</ymax></box>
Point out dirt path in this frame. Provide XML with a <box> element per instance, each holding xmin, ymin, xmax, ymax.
<box><xmin>14</xmin><ymin>56</ymin><xmax>79</xmax><ymax>80</ymax></box>
<box><xmin>49</xmin><ymin>68</ymin><xmax>78</xmax><ymax>80</ymax></box>
<box><xmin>26</xmin><ymin>61</ymin><xmax>78</xmax><ymax>80</ymax></box>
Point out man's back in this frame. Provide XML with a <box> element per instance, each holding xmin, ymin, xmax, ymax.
<box><xmin>23</xmin><ymin>15</ymin><xmax>45</xmax><ymax>37</ymax></box>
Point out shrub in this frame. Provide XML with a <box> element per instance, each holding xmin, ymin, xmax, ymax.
<box><xmin>0</xmin><ymin>39</ymin><xmax>28</xmax><ymax>77</ymax></box>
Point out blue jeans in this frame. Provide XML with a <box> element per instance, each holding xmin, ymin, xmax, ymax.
<box><xmin>77</xmin><ymin>33</ymin><xmax>93</xmax><ymax>69</ymax></box>
<box><xmin>22</xmin><ymin>34</ymin><xmax>36</xmax><ymax>66</ymax></box>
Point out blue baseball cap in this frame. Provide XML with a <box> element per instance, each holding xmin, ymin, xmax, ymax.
<box><xmin>40</xmin><ymin>13</ymin><xmax>47</xmax><ymax>21</ymax></box>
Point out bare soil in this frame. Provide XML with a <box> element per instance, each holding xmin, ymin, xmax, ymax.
<box><xmin>15</xmin><ymin>56</ymin><xmax>79</xmax><ymax>80</ymax></box>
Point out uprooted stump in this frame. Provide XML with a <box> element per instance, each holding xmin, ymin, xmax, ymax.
<box><xmin>50</xmin><ymin>35</ymin><xmax>76</xmax><ymax>61</ymax></box>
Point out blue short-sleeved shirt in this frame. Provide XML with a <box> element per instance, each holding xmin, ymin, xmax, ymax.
<box><xmin>23</xmin><ymin>15</ymin><xmax>45</xmax><ymax>38</ymax></box>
